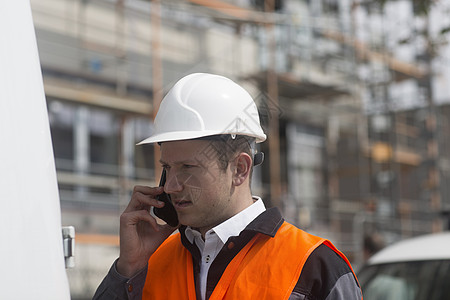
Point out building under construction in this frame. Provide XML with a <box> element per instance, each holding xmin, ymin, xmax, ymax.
<box><xmin>30</xmin><ymin>0</ymin><xmax>450</xmax><ymax>298</ymax></box>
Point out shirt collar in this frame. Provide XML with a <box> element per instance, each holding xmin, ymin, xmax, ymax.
<box><xmin>185</xmin><ymin>197</ymin><xmax>265</xmax><ymax>244</ymax></box>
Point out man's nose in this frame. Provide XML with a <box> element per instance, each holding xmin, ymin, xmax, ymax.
<box><xmin>164</xmin><ymin>171</ymin><xmax>183</xmax><ymax>194</ymax></box>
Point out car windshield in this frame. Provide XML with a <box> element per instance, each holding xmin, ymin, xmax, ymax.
<box><xmin>358</xmin><ymin>260</ymin><xmax>450</xmax><ymax>300</ymax></box>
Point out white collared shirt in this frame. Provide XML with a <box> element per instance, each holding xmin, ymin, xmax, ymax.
<box><xmin>184</xmin><ymin>197</ymin><xmax>266</xmax><ymax>300</ymax></box>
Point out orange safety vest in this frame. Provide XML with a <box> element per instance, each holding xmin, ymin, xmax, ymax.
<box><xmin>142</xmin><ymin>222</ymin><xmax>356</xmax><ymax>300</ymax></box>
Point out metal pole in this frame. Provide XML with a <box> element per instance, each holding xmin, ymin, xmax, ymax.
<box><xmin>151</xmin><ymin>0</ymin><xmax>163</xmax><ymax>184</ymax></box>
<box><xmin>265</xmin><ymin>0</ymin><xmax>282</xmax><ymax>208</ymax></box>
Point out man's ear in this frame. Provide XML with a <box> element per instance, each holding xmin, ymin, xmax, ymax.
<box><xmin>232</xmin><ymin>153</ymin><xmax>252</xmax><ymax>186</ymax></box>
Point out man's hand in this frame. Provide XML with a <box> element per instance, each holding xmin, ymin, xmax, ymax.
<box><xmin>116</xmin><ymin>185</ymin><xmax>178</xmax><ymax>277</ymax></box>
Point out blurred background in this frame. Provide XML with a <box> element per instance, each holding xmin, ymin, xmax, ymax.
<box><xmin>29</xmin><ymin>0</ymin><xmax>450</xmax><ymax>298</ymax></box>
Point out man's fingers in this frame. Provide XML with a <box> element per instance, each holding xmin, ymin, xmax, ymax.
<box><xmin>133</xmin><ymin>185</ymin><xmax>163</xmax><ymax>195</ymax></box>
<box><xmin>124</xmin><ymin>186</ymin><xmax>165</xmax><ymax>212</ymax></box>
<box><xmin>121</xmin><ymin>209</ymin><xmax>160</xmax><ymax>232</ymax></box>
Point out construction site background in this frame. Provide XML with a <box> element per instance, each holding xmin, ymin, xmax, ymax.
<box><xmin>29</xmin><ymin>0</ymin><xmax>450</xmax><ymax>298</ymax></box>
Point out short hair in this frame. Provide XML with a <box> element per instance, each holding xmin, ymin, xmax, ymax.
<box><xmin>199</xmin><ymin>135</ymin><xmax>255</xmax><ymax>171</ymax></box>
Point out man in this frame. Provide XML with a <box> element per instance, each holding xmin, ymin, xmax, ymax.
<box><xmin>93</xmin><ymin>73</ymin><xmax>362</xmax><ymax>300</ymax></box>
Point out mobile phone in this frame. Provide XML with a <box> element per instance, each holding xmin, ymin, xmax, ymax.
<box><xmin>153</xmin><ymin>169</ymin><xmax>179</xmax><ymax>227</ymax></box>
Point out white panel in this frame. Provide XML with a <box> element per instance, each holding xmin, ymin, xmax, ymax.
<box><xmin>0</xmin><ymin>1</ymin><xmax>71</xmax><ymax>299</ymax></box>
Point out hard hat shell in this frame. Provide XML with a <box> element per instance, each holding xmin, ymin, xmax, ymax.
<box><xmin>138</xmin><ymin>73</ymin><xmax>266</xmax><ymax>145</ymax></box>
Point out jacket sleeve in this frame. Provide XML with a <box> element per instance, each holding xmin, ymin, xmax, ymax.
<box><xmin>289</xmin><ymin>244</ymin><xmax>362</xmax><ymax>300</ymax></box>
<box><xmin>92</xmin><ymin>259</ymin><xmax>148</xmax><ymax>300</ymax></box>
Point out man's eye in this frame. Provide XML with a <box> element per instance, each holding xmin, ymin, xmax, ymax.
<box><xmin>183</xmin><ymin>164</ymin><xmax>196</xmax><ymax>169</ymax></box>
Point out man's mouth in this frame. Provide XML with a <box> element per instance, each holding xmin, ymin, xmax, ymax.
<box><xmin>173</xmin><ymin>199</ymin><xmax>192</xmax><ymax>208</ymax></box>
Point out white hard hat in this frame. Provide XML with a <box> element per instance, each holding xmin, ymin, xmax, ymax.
<box><xmin>138</xmin><ymin>73</ymin><xmax>266</xmax><ymax>145</ymax></box>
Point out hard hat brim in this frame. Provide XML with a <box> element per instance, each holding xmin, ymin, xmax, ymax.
<box><xmin>137</xmin><ymin>130</ymin><xmax>266</xmax><ymax>145</ymax></box>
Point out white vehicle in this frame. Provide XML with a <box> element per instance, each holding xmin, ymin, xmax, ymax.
<box><xmin>358</xmin><ymin>231</ymin><xmax>450</xmax><ymax>300</ymax></box>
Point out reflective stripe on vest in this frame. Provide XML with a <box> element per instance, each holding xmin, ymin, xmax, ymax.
<box><xmin>142</xmin><ymin>222</ymin><xmax>343</xmax><ymax>300</ymax></box>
